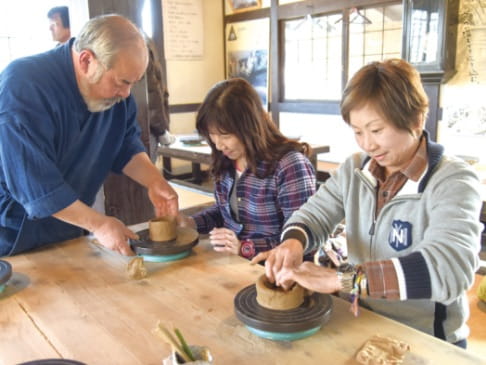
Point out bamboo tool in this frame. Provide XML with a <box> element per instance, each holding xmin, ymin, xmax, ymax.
<box><xmin>174</xmin><ymin>328</ymin><xmax>195</xmax><ymax>361</ymax></box>
<box><xmin>153</xmin><ymin>322</ymin><xmax>195</xmax><ymax>362</ymax></box>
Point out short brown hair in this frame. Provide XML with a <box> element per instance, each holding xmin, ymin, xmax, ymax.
<box><xmin>340</xmin><ymin>59</ymin><xmax>429</xmax><ymax>133</ymax></box>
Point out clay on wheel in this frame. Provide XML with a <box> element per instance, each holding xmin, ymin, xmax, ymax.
<box><xmin>255</xmin><ymin>274</ymin><xmax>304</xmax><ymax>310</ymax></box>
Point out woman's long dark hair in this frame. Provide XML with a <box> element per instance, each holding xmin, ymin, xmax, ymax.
<box><xmin>196</xmin><ymin>78</ymin><xmax>311</xmax><ymax>179</ymax></box>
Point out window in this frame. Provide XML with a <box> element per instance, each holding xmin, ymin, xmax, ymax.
<box><xmin>142</xmin><ymin>0</ymin><xmax>154</xmax><ymax>38</ymax></box>
<box><xmin>348</xmin><ymin>4</ymin><xmax>403</xmax><ymax>77</ymax></box>
<box><xmin>0</xmin><ymin>0</ymin><xmax>88</xmax><ymax>73</ymax></box>
<box><xmin>407</xmin><ymin>1</ymin><xmax>440</xmax><ymax>64</ymax></box>
<box><xmin>0</xmin><ymin>1</ymin><xmax>66</xmax><ymax>72</ymax></box>
<box><xmin>226</xmin><ymin>0</ymin><xmax>485</xmax><ymax>170</ymax></box>
<box><xmin>276</xmin><ymin>1</ymin><xmax>402</xmax><ymax>163</ymax></box>
<box><xmin>284</xmin><ymin>13</ymin><xmax>343</xmax><ymax>100</ymax></box>
<box><xmin>281</xmin><ymin>3</ymin><xmax>402</xmax><ymax>103</ymax></box>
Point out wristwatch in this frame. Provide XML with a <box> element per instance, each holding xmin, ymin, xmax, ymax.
<box><xmin>336</xmin><ymin>263</ymin><xmax>356</xmax><ymax>293</ymax></box>
<box><xmin>240</xmin><ymin>239</ymin><xmax>255</xmax><ymax>259</ymax></box>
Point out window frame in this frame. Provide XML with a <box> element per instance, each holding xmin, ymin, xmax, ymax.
<box><xmin>275</xmin><ymin>0</ymin><xmax>402</xmax><ymax>123</ymax></box>
<box><xmin>224</xmin><ymin>0</ymin><xmax>402</xmax><ymax>126</ymax></box>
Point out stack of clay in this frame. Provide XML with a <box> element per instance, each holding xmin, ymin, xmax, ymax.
<box><xmin>255</xmin><ymin>274</ymin><xmax>305</xmax><ymax>310</ymax></box>
<box><xmin>149</xmin><ymin>217</ymin><xmax>177</xmax><ymax>242</ymax></box>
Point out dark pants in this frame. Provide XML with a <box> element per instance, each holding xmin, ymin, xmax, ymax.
<box><xmin>453</xmin><ymin>339</ymin><xmax>467</xmax><ymax>349</ymax></box>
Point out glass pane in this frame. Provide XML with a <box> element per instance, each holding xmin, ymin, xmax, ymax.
<box><xmin>0</xmin><ymin>0</ymin><xmax>70</xmax><ymax>72</ymax></box>
<box><xmin>364</xmin><ymin>8</ymin><xmax>384</xmax><ymax>32</ymax></box>
<box><xmin>349</xmin><ymin>56</ymin><xmax>365</xmax><ymax>78</ymax></box>
<box><xmin>279</xmin><ymin>112</ymin><xmax>360</xmax><ymax>163</ymax></box>
<box><xmin>384</xmin><ymin>4</ymin><xmax>403</xmax><ymax>30</ymax></box>
<box><xmin>408</xmin><ymin>0</ymin><xmax>440</xmax><ymax>63</ymax></box>
<box><xmin>141</xmin><ymin>0</ymin><xmax>153</xmax><ymax>38</ymax></box>
<box><xmin>283</xmin><ymin>13</ymin><xmax>342</xmax><ymax>100</ymax></box>
<box><xmin>0</xmin><ymin>37</ymin><xmax>11</xmax><ymax>72</ymax></box>
<box><xmin>383</xmin><ymin>29</ymin><xmax>402</xmax><ymax>56</ymax></box>
<box><xmin>349</xmin><ymin>32</ymin><xmax>364</xmax><ymax>56</ymax></box>
<box><xmin>348</xmin><ymin>4</ymin><xmax>403</xmax><ymax>77</ymax></box>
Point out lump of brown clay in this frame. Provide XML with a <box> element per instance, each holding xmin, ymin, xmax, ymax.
<box><xmin>149</xmin><ymin>216</ymin><xmax>176</xmax><ymax>242</ymax></box>
<box><xmin>255</xmin><ymin>274</ymin><xmax>304</xmax><ymax>310</ymax></box>
<box><xmin>127</xmin><ymin>256</ymin><xmax>147</xmax><ymax>280</ymax></box>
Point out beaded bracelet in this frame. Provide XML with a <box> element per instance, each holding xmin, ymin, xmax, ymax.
<box><xmin>349</xmin><ymin>266</ymin><xmax>367</xmax><ymax>317</ymax></box>
<box><xmin>359</xmin><ymin>273</ymin><xmax>368</xmax><ymax>299</ymax></box>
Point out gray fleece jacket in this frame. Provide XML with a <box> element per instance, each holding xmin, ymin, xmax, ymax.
<box><xmin>284</xmin><ymin>136</ymin><xmax>482</xmax><ymax>343</ymax></box>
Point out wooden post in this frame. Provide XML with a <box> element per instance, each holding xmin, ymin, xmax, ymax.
<box><xmin>88</xmin><ymin>0</ymin><xmax>155</xmax><ymax>224</ymax></box>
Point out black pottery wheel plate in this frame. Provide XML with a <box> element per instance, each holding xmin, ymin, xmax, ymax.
<box><xmin>0</xmin><ymin>260</ymin><xmax>12</xmax><ymax>284</ymax></box>
<box><xmin>234</xmin><ymin>284</ymin><xmax>332</xmax><ymax>338</ymax></box>
<box><xmin>17</xmin><ymin>360</ymin><xmax>86</xmax><ymax>365</ymax></box>
<box><xmin>130</xmin><ymin>227</ymin><xmax>199</xmax><ymax>256</ymax></box>
<box><xmin>0</xmin><ymin>259</ymin><xmax>12</xmax><ymax>293</ymax></box>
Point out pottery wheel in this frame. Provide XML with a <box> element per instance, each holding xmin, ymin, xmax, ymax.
<box><xmin>130</xmin><ymin>227</ymin><xmax>199</xmax><ymax>256</ymax></box>
<box><xmin>17</xmin><ymin>359</ymin><xmax>86</xmax><ymax>365</ymax></box>
<box><xmin>0</xmin><ymin>259</ymin><xmax>12</xmax><ymax>285</ymax></box>
<box><xmin>234</xmin><ymin>284</ymin><xmax>332</xmax><ymax>333</ymax></box>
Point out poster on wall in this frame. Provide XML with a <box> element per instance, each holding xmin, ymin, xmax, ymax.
<box><xmin>225</xmin><ymin>18</ymin><xmax>270</xmax><ymax>108</ymax></box>
<box><xmin>162</xmin><ymin>0</ymin><xmax>203</xmax><ymax>61</ymax></box>
<box><xmin>440</xmin><ymin>0</ymin><xmax>486</xmax><ymax>165</ymax></box>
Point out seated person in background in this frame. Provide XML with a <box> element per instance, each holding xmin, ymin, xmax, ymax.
<box><xmin>178</xmin><ymin>78</ymin><xmax>316</xmax><ymax>259</ymax></box>
<box><xmin>48</xmin><ymin>6</ymin><xmax>71</xmax><ymax>45</ymax></box>
<box><xmin>253</xmin><ymin>59</ymin><xmax>482</xmax><ymax>348</ymax></box>
<box><xmin>144</xmin><ymin>34</ymin><xmax>175</xmax><ymax>162</ymax></box>
<box><xmin>0</xmin><ymin>15</ymin><xmax>178</xmax><ymax>257</ymax></box>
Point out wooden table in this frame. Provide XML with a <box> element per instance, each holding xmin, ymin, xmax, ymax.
<box><xmin>1</xmin><ymin>227</ymin><xmax>484</xmax><ymax>365</ymax></box>
<box><xmin>158</xmin><ymin>135</ymin><xmax>330</xmax><ymax>186</ymax></box>
<box><xmin>171</xmin><ymin>182</ymin><xmax>214</xmax><ymax>210</ymax></box>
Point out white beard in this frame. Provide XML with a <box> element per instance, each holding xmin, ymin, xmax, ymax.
<box><xmin>79</xmin><ymin>64</ymin><xmax>123</xmax><ymax>112</ymax></box>
<box><xmin>84</xmin><ymin>97</ymin><xmax>122</xmax><ymax>112</ymax></box>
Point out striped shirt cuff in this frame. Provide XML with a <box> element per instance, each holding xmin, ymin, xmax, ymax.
<box><xmin>281</xmin><ymin>224</ymin><xmax>309</xmax><ymax>252</ymax></box>
<box><xmin>398</xmin><ymin>251</ymin><xmax>431</xmax><ymax>299</ymax></box>
<box><xmin>362</xmin><ymin>260</ymin><xmax>400</xmax><ymax>300</ymax></box>
<box><xmin>391</xmin><ymin>257</ymin><xmax>407</xmax><ymax>300</ymax></box>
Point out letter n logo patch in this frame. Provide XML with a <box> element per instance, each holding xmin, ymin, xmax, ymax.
<box><xmin>388</xmin><ymin>220</ymin><xmax>412</xmax><ymax>251</ymax></box>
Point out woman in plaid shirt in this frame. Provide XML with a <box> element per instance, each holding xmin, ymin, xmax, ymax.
<box><xmin>178</xmin><ymin>78</ymin><xmax>316</xmax><ymax>259</ymax></box>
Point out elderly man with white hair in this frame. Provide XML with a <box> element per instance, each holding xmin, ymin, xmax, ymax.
<box><xmin>0</xmin><ymin>14</ymin><xmax>178</xmax><ymax>257</ymax></box>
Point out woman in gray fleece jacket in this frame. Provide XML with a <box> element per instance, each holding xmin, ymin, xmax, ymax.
<box><xmin>252</xmin><ymin>59</ymin><xmax>482</xmax><ymax>347</ymax></box>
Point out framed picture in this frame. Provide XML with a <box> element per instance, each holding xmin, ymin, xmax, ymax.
<box><xmin>226</xmin><ymin>18</ymin><xmax>269</xmax><ymax>109</ymax></box>
<box><xmin>227</xmin><ymin>0</ymin><xmax>262</xmax><ymax>13</ymax></box>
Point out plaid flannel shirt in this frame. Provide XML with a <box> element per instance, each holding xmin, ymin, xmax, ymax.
<box><xmin>192</xmin><ymin>151</ymin><xmax>316</xmax><ymax>257</ymax></box>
